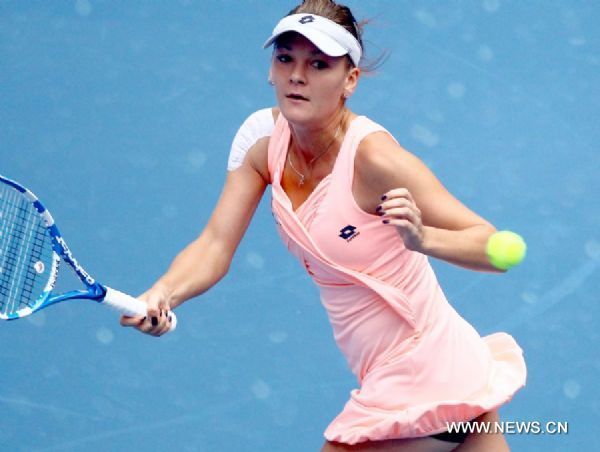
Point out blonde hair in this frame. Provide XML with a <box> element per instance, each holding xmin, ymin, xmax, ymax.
<box><xmin>285</xmin><ymin>0</ymin><xmax>385</xmax><ymax>71</ymax></box>
<box><xmin>289</xmin><ymin>0</ymin><xmax>363</xmax><ymax>48</ymax></box>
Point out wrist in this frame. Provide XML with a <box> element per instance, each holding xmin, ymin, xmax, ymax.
<box><xmin>151</xmin><ymin>280</ymin><xmax>178</xmax><ymax>308</ymax></box>
<box><xmin>419</xmin><ymin>226</ymin><xmax>437</xmax><ymax>255</ymax></box>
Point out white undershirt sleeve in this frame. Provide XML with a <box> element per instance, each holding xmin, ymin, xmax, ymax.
<box><xmin>227</xmin><ymin>108</ymin><xmax>275</xmax><ymax>171</ymax></box>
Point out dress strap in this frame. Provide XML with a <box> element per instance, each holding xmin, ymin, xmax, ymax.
<box><xmin>332</xmin><ymin>116</ymin><xmax>395</xmax><ymax>189</ymax></box>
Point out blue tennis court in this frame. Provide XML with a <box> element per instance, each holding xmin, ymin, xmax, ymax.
<box><xmin>1</xmin><ymin>1</ymin><xmax>597</xmax><ymax>450</ymax></box>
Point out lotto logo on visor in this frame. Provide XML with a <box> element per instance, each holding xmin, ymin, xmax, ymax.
<box><xmin>263</xmin><ymin>13</ymin><xmax>362</xmax><ymax>67</ymax></box>
<box><xmin>299</xmin><ymin>15</ymin><xmax>315</xmax><ymax>24</ymax></box>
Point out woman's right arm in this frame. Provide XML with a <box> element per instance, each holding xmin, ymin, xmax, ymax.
<box><xmin>121</xmin><ymin>136</ymin><xmax>270</xmax><ymax>335</ymax></box>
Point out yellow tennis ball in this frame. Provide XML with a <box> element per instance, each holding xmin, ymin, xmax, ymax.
<box><xmin>486</xmin><ymin>231</ymin><xmax>527</xmax><ymax>270</ymax></box>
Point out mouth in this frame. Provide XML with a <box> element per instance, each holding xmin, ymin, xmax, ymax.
<box><xmin>286</xmin><ymin>93</ymin><xmax>309</xmax><ymax>101</ymax></box>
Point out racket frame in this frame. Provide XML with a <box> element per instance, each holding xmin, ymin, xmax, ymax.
<box><xmin>0</xmin><ymin>175</ymin><xmax>147</xmax><ymax>321</ymax></box>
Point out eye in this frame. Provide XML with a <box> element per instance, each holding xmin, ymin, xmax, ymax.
<box><xmin>276</xmin><ymin>54</ymin><xmax>292</xmax><ymax>63</ymax></box>
<box><xmin>312</xmin><ymin>60</ymin><xmax>329</xmax><ymax>70</ymax></box>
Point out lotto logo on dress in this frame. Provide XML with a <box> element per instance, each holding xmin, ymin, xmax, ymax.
<box><xmin>339</xmin><ymin>225</ymin><xmax>360</xmax><ymax>242</ymax></box>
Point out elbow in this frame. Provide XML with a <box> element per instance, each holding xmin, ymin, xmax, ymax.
<box><xmin>217</xmin><ymin>257</ymin><xmax>232</xmax><ymax>280</ymax></box>
<box><xmin>211</xmin><ymin>244</ymin><xmax>234</xmax><ymax>281</ymax></box>
<box><xmin>196</xmin><ymin>232</ymin><xmax>234</xmax><ymax>276</ymax></box>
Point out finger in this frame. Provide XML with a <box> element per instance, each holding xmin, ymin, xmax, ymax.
<box><xmin>138</xmin><ymin>317</ymin><xmax>159</xmax><ymax>335</ymax></box>
<box><xmin>143</xmin><ymin>291</ymin><xmax>165</xmax><ymax>326</ymax></box>
<box><xmin>146</xmin><ymin>300</ymin><xmax>161</xmax><ymax>319</ymax></box>
<box><xmin>147</xmin><ymin>292</ymin><xmax>171</xmax><ymax>327</ymax></box>
<box><xmin>120</xmin><ymin>315</ymin><xmax>145</xmax><ymax>327</ymax></box>
<box><xmin>135</xmin><ymin>315</ymin><xmax>161</xmax><ymax>335</ymax></box>
<box><xmin>383</xmin><ymin>207</ymin><xmax>420</xmax><ymax>223</ymax></box>
<box><xmin>156</xmin><ymin>298</ymin><xmax>172</xmax><ymax>315</ymax></box>
<box><xmin>383</xmin><ymin>218</ymin><xmax>420</xmax><ymax>238</ymax></box>
<box><xmin>153</xmin><ymin>299</ymin><xmax>173</xmax><ymax>335</ymax></box>
<box><xmin>156</xmin><ymin>312</ymin><xmax>173</xmax><ymax>336</ymax></box>
<box><xmin>381</xmin><ymin>188</ymin><xmax>414</xmax><ymax>203</ymax></box>
<box><xmin>378</xmin><ymin>198</ymin><xmax>413</xmax><ymax>214</ymax></box>
<box><xmin>144</xmin><ymin>310</ymin><xmax>171</xmax><ymax>336</ymax></box>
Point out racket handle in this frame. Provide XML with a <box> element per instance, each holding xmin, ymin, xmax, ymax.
<box><xmin>102</xmin><ymin>286</ymin><xmax>177</xmax><ymax>332</ymax></box>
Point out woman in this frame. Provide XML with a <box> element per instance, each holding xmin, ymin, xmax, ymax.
<box><xmin>121</xmin><ymin>1</ymin><xmax>526</xmax><ymax>450</ymax></box>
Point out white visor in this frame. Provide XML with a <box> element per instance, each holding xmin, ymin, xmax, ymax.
<box><xmin>263</xmin><ymin>13</ymin><xmax>362</xmax><ymax>67</ymax></box>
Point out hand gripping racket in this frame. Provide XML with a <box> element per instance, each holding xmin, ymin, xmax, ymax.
<box><xmin>0</xmin><ymin>174</ymin><xmax>177</xmax><ymax>331</ymax></box>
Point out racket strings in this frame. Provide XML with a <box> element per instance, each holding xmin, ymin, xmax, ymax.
<box><xmin>0</xmin><ymin>186</ymin><xmax>54</xmax><ymax>316</ymax></box>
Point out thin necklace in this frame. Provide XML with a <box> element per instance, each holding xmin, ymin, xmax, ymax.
<box><xmin>287</xmin><ymin>120</ymin><xmax>343</xmax><ymax>187</ymax></box>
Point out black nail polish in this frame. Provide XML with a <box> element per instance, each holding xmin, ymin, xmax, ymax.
<box><xmin>376</xmin><ymin>205</ymin><xmax>382</xmax><ymax>212</ymax></box>
<box><xmin>381</xmin><ymin>195</ymin><xmax>387</xmax><ymax>201</ymax></box>
<box><xmin>151</xmin><ymin>317</ymin><xmax>158</xmax><ymax>326</ymax></box>
<box><xmin>382</xmin><ymin>219</ymin><xmax>389</xmax><ymax>224</ymax></box>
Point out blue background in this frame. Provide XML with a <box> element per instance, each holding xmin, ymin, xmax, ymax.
<box><xmin>1</xmin><ymin>1</ymin><xmax>598</xmax><ymax>450</ymax></box>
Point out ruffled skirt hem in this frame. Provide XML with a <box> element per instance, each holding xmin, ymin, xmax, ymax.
<box><xmin>324</xmin><ymin>332</ymin><xmax>527</xmax><ymax>445</ymax></box>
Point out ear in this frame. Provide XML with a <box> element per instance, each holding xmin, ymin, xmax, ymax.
<box><xmin>343</xmin><ymin>67</ymin><xmax>361</xmax><ymax>99</ymax></box>
<box><xmin>268</xmin><ymin>67</ymin><xmax>274</xmax><ymax>85</ymax></box>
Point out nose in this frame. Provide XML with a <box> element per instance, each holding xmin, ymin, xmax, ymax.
<box><xmin>289</xmin><ymin>63</ymin><xmax>306</xmax><ymax>85</ymax></box>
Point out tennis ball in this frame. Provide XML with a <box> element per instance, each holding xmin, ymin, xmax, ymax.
<box><xmin>486</xmin><ymin>230</ymin><xmax>527</xmax><ymax>270</ymax></box>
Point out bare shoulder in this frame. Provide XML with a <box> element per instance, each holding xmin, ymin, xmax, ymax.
<box><xmin>357</xmin><ymin>131</ymin><xmax>412</xmax><ymax>168</ymax></box>
<box><xmin>232</xmin><ymin>106</ymin><xmax>279</xmax><ymax>184</ymax></box>
<box><xmin>250</xmin><ymin>106</ymin><xmax>279</xmax><ymax>183</ymax></box>
<box><xmin>244</xmin><ymin>136</ymin><xmax>270</xmax><ymax>184</ymax></box>
<box><xmin>355</xmin><ymin>131</ymin><xmax>430</xmax><ymax>196</ymax></box>
<box><xmin>354</xmin><ymin>130</ymin><xmax>492</xmax><ymax>230</ymax></box>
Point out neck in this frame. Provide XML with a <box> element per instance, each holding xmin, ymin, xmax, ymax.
<box><xmin>289</xmin><ymin>108</ymin><xmax>347</xmax><ymax>162</ymax></box>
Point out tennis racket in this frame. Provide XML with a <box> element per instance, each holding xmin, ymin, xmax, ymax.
<box><xmin>0</xmin><ymin>174</ymin><xmax>177</xmax><ymax>331</ymax></box>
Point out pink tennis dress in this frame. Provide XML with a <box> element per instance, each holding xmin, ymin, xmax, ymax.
<box><xmin>267</xmin><ymin>113</ymin><xmax>527</xmax><ymax>444</ymax></box>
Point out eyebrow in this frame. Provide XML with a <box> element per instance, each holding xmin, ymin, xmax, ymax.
<box><xmin>274</xmin><ymin>43</ymin><xmax>292</xmax><ymax>51</ymax></box>
<box><xmin>274</xmin><ymin>43</ymin><xmax>326</xmax><ymax>56</ymax></box>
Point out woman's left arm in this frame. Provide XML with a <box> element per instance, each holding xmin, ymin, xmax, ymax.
<box><xmin>355</xmin><ymin>131</ymin><xmax>501</xmax><ymax>272</ymax></box>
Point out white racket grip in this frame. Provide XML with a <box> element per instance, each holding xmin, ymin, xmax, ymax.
<box><xmin>102</xmin><ymin>286</ymin><xmax>177</xmax><ymax>332</ymax></box>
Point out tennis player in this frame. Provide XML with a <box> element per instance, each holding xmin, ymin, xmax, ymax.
<box><xmin>122</xmin><ymin>1</ymin><xmax>526</xmax><ymax>450</ymax></box>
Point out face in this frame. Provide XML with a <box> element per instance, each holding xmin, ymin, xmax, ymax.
<box><xmin>270</xmin><ymin>33</ymin><xmax>359</xmax><ymax>127</ymax></box>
